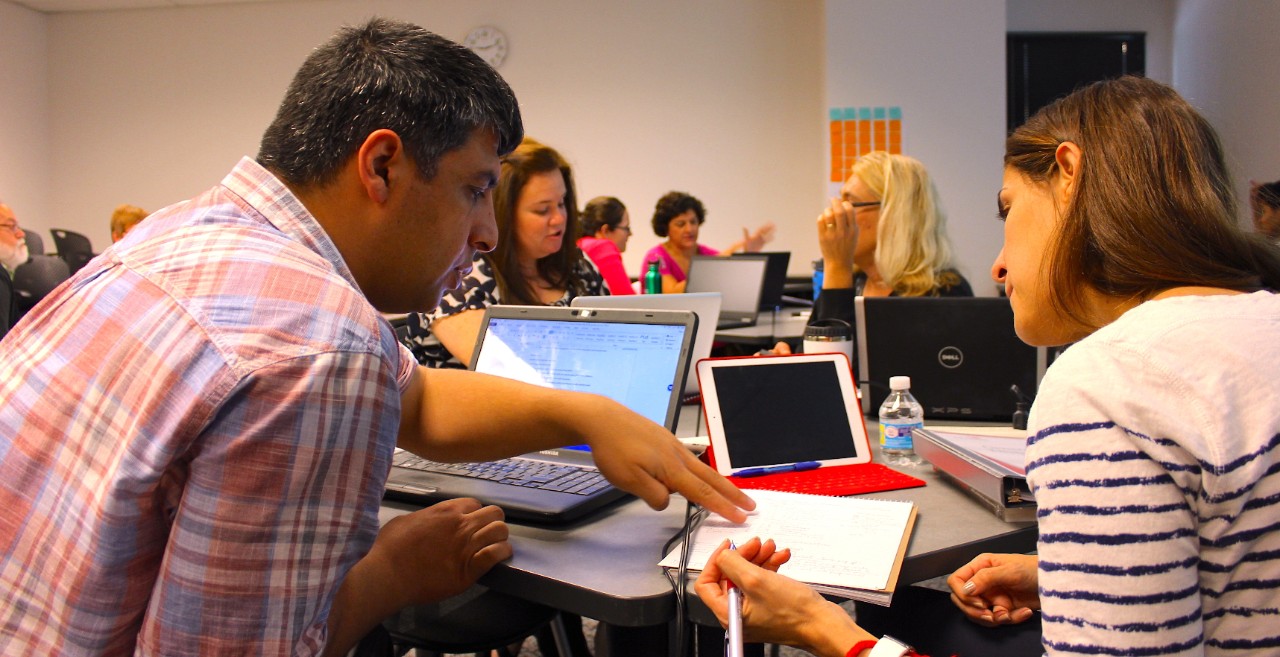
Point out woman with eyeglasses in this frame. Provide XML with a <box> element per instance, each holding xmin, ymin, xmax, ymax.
<box><xmin>812</xmin><ymin>151</ymin><xmax>971</xmax><ymax>322</ymax></box>
<box><xmin>641</xmin><ymin>190</ymin><xmax>776</xmax><ymax>294</ymax></box>
<box><xmin>577</xmin><ymin>196</ymin><xmax>637</xmax><ymax>295</ymax></box>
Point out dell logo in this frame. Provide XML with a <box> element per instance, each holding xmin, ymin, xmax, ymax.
<box><xmin>938</xmin><ymin>346</ymin><xmax>964</xmax><ymax>369</ymax></box>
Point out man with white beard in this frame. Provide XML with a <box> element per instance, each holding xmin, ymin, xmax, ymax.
<box><xmin>0</xmin><ymin>201</ymin><xmax>30</xmax><ymax>339</ymax></box>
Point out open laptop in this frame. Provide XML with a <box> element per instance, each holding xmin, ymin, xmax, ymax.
<box><xmin>855</xmin><ymin>296</ymin><xmax>1047</xmax><ymax>422</ymax></box>
<box><xmin>685</xmin><ymin>254</ymin><xmax>768</xmax><ymax>330</ymax></box>
<box><xmin>731</xmin><ymin>251</ymin><xmax>790</xmax><ymax>310</ymax></box>
<box><xmin>572</xmin><ymin>292</ymin><xmax>721</xmax><ymax>395</ymax></box>
<box><xmin>385</xmin><ymin>305</ymin><xmax>698</xmax><ymax>523</ymax></box>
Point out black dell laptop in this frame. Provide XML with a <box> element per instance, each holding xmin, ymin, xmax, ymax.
<box><xmin>855</xmin><ymin>296</ymin><xmax>1047</xmax><ymax>421</ymax></box>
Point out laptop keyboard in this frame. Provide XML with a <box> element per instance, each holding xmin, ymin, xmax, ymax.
<box><xmin>393</xmin><ymin>452</ymin><xmax>612</xmax><ymax>496</ymax></box>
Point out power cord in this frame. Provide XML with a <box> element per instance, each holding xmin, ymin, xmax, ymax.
<box><xmin>662</xmin><ymin>500</ymin><xmax>708</xmax><ymax>657</ymax></box>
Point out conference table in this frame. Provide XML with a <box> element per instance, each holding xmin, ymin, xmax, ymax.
<box><xmin>378</xmin><ymin>407</ymin><xmax>1037</xmax><ymax>640</ymax></box>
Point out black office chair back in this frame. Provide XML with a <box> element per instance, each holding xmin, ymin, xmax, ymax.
<box><xmin>50</xmin><ymin>228</ymin><xmax>96</xmax><ymax>275</ymax></box>
<box><xmin>24</xmin><ymin>231</ymin><xmax>45</xmax><ymax>256</ymax></box>
<box><xmin>11</xmin><ymin>254</ymin><xmax>71</xmax><ymax>315</ymax></box>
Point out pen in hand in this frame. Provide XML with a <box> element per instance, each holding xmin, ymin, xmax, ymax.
<box><xmin>725</xmin><ymin>541</ymin><xmax>745</xmax><ymax>657</ymax></box>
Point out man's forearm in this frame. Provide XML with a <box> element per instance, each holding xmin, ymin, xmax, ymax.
<box><xmin>399</xmin><ymin>366</ymin><xmax>611</xmax><ymax>462</ymax></box>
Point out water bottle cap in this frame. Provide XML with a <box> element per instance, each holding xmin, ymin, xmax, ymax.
<box><xmin>889</xmin><ymin>375</ymin><xmax>911</xmax><ymax>390</ymax></box>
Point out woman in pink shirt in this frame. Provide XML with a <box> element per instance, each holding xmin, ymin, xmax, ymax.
<box><xmin>577</xmin><ymin>196</ymin><xmax>636</xmax><ymax>294</ymax></box>
<box><xmin>641</xmin><ymin>191</ymin><xmax>775</xmax><ymax>293</ymax></box>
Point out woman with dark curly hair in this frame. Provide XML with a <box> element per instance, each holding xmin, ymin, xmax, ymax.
<box><xmin>640</xmin><ymin>190</ymin><xmax>775</xmax><ymax>293</ymax></box>
<box><xmin>404</xmin><ymin>137</ymin><xmax>607</xmax><ymax>368</ymax></box>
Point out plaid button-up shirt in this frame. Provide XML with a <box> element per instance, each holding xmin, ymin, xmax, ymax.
<box><xmin>0</xmin><ymin>157</ymin><xmax>415</xmax><ymax>655</ymax></box>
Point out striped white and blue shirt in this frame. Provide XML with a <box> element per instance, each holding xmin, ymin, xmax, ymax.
<box><xmin>1027</xmin><ymin>291</ymin><xmax>1280</xmax><ymax>656</ymax></box>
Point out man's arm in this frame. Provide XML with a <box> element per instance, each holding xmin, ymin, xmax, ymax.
<box><xmin>398</xmin><ymin>366</ymin><xmax>754</xmax><ymax>522</ymax></box>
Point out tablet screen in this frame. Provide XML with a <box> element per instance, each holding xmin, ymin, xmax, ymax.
<box><xmin>709</xmin><ymin>359</ymin><xmax>861</xmax><ymax>467</ymax></box>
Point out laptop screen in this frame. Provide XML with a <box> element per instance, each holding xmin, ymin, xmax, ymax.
<box><xmin>473</xmin><ymin>316</ymin><xmax>689</xmax><ymax>427</ymax></box>
<box><xmin>686</xmin><ymin>255</ymin><xmax>768</xmax><ymax>318</ymax></box>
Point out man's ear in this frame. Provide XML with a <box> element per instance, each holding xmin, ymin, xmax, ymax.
<box><xmin>355</xmin><ymin>129</ymin><xmax>405</xmax><ymax>204</ymax></box>
<box><xmin>1053</xmin><ymin>141</ymin><xmax>1082</xmax><ymax>207</ymax></box>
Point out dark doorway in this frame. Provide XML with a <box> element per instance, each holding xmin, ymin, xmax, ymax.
<box><xmin>1007</xmin><ymin>32</ymin><xmax>1145</xmax><ymax>133</ymax></box>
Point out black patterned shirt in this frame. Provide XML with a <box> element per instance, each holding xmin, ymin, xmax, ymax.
<box><xmin>404</xmin><ymin>252</ymin><xmax>607</xmax><ymax>368</ymax></box>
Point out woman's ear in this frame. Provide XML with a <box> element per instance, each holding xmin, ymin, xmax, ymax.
<box><xmin>1053</xmin><ymin>141</ymin><xmax>1083</xmax><ymax>207</ymax></box>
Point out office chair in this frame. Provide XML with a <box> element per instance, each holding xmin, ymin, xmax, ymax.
<box><xmin>50</xmin><ymin>228</ymin><xmax>96</xmax><ymax>276</ymax></box>
<box><xmin>24</xmin><ymin>231</ymin><xmax>45</xmax><ymax>256</ymax></box>
<box><xmin>361</xmin><ymin>588</ymin><xmax>575</xmax><ymax>657</ymax></box>
<box><xmin>11</xmin><ymin>254</ymin><xmax>71</xmax><ymax>315</ymax></box>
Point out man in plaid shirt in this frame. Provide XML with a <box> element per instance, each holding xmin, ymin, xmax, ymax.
<box><xmin>0</xmin><ymin>18</ymin><xmax>753</xmax><ymax>656</ymax></box>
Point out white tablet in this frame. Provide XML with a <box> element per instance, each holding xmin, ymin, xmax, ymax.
<box><xmin>696</xmin><ymin>353</ymin><xmax>872</xmax><ymax>477</ymax></box>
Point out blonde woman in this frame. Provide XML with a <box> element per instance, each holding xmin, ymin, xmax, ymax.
<box><xmin>811</xmin><ymin>151</ymin><xmax>970</xmax><ymax>325</ymax></box>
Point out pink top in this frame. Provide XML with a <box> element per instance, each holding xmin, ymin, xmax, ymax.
<box><xmin>640</xmin><ymin>243</ymin><xmax>719</xmax><ymax>288</ymax></box>
<box><xmin>577</xmin><ymin>237</ymin><xmax>634</xmax><ymax>295</ymax></box>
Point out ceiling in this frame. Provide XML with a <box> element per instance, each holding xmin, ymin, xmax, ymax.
<box><xmin>5</xmin><ymin>0</ymin><xmax>299</xmax><ymax>13</ymax></box>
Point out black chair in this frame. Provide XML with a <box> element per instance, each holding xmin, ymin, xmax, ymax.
<box><xmin>50</xmin><ymin>228</ymin><xmax>96</xmax><ymax>276</ymax></box>
<box><xmin>12</xmin><ymin>254</ymin><xmax>71</xmax><ymax>315</ymax></box>
<box><xmin>24</xmin><ymin>231</ymin><xmax>44</xmax><ymax>256</ymax></box>
<box><xmin>359</xmin><ymin>588</ymin><xmax>575</xmax><ymax>657</ymax></box>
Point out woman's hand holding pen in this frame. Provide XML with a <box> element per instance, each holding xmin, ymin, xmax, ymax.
<box><xmin>947</xmin><ymin>552</ymin><xmax>1040</xmax><ymax>627</ymax></box>
<box><xmin>695</xmin><ymin>538</ymin><xmax>874</xmax><ymax>656</ymax></box>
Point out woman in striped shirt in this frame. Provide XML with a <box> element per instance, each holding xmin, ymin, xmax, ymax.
<box><xmin>695</xmin><ymin>76</ymin><xmax>1280</xmax><ymax>657</ymax></box>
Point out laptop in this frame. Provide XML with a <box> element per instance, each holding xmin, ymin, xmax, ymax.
<box><xmin>855</xmin><ymin>296</ymin><xmax>1047</xmax><ymax>422</ymax></box>
<box><xmin>571</xmin><ymin>292</ymin><xmax>721</xmax><ymax>395</ymax></box>
<box><xmin>731</xmin><ymin>251</ymin><xmax>790</xmax><ymax>310</ymax></box>
<box><xmin>385</xmin><ymin>305</ymin><xmax>698</xmax><ymax>523</ymax></box>
<box><xmin>685</xmin><ymin>255</ymin><xmax>768</xmax><ymax>330</ymax></box>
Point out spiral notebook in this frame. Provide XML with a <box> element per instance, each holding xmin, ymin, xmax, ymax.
<box><xmin>659</xmin><ymin>489</ymin><xmax>917</xmax><ymax>605</ymax></box>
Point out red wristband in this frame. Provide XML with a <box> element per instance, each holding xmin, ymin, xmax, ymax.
<box><xmin>846</xmin><ymin>640</ymin><xmax>877</xmax><ymax>657</ymax></box>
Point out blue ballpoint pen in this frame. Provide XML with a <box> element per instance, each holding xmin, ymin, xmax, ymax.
<box><xmin>732</xmin><ymin>461</ymin><xmax>822</xmax><ymax>478</ymax></box>
<box><xmin>726</xmin><ymin>541</ymin><xmax>744</xmax><ymax>657</ymax></box>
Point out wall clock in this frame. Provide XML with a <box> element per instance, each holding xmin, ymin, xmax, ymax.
<box><xmin>463</xmin><ymin>26</ymin><xmax>508</xmax><ymax>68</ymax></box>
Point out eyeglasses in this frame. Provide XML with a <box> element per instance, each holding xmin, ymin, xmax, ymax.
<box><xmin>0</xmin><ymin>222</ymin><xmax>21</xmax><ymax>235</ymax></box>
<box><xmin>613</xmin><ymin>225</ymin><xmax>632</xmax><ymax>234</ymax></box>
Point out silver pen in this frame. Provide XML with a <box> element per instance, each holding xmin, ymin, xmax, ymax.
<box><xmin>726</xmin><ymin>541</ymin><xmax>744</xmax><ymax>657</ymax></box>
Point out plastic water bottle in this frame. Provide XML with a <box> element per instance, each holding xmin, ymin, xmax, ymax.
<box><xmin>879</xmin><ymin>376</ymin><xmax>923</xmax><ymax>467</ymax></box>
<box><xmin>643</xmin><ymin>259</ymin><xmax>662</xmax><ymax>295</ymax></box>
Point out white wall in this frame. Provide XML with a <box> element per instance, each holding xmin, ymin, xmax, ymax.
<box><xmin>13</xmin><ymin>0</ymin><xmax>1275</xmax><ymax>279</ymax></box>
<box><xmin>0</xmin><ymin>1</ymin><xmax>51</xmax><ymax>240</ymax></box>
<box><xmin>1172</xmin><ymin>0</ymin><xmax>1280</xmax><ymax>225</ymax></box>
<box><xmin>827</xmin><ymin>0</ymin><xmax>1009</xmax><ymax>296</ymax></box>
<box><xmin>41</xmin><ymin>0</ymin><xmax>825</xmax><ymax>275</ymax></box>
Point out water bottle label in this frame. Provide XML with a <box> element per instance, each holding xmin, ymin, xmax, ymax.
<box><xmin>879</xmin><ymin>420</ymin><xmax>922</xmax><ymax>451</ymax></box>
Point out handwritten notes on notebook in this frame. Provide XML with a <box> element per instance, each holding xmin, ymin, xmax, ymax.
<box><xmin>659</xmin><ymin>489</ymin><xmax>916</xmax><ymax>606</ymax></box>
